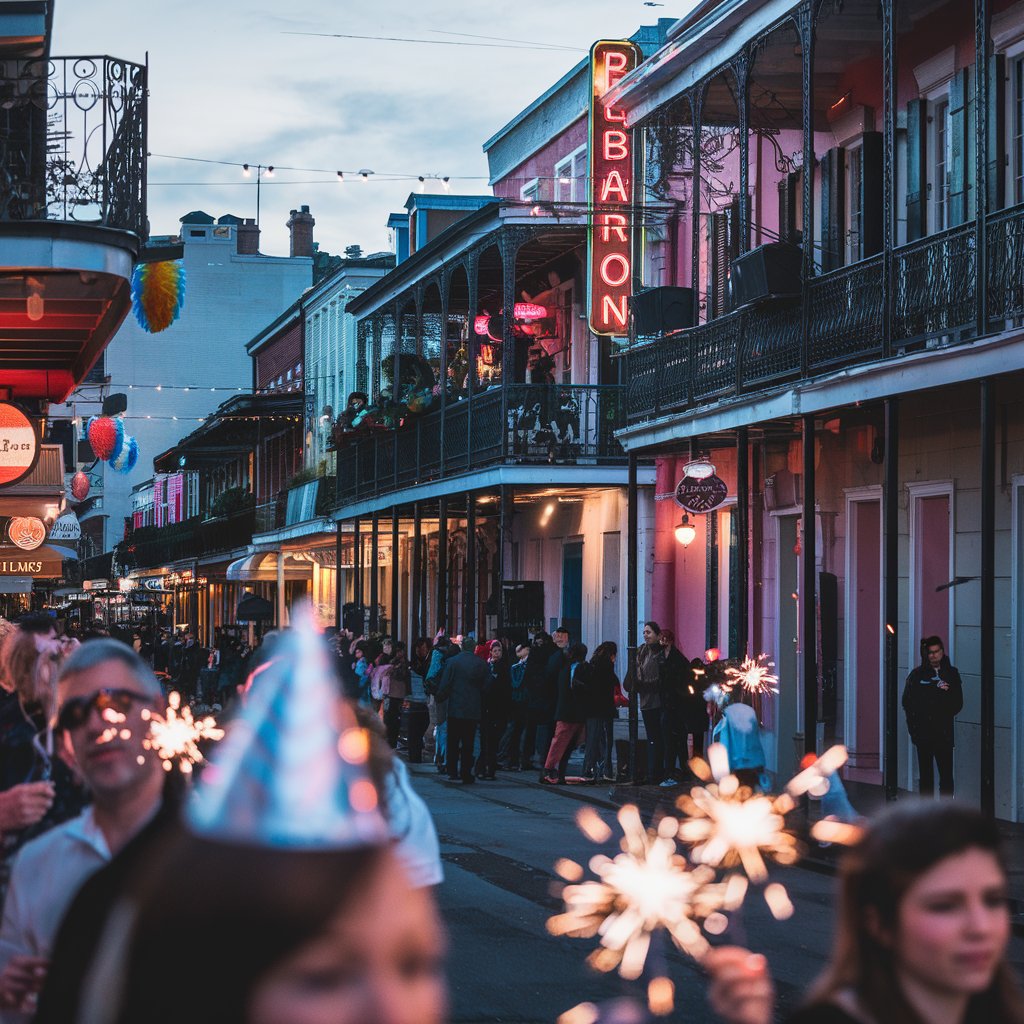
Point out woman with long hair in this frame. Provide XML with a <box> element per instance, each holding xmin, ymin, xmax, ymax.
<box><xmin>706</xmin><ymin>800</ymin><xmax>1024</xmax><ymax>1024</ymax></box>
<box><xmin>380</xmin><ymin>641</ymin><xmax>410</xmax><ymax>748</ymax></box>
<box><xmin>582</xmin><ymin>641</ymin><xmax>618</xmax><ymax>783</ymax></box>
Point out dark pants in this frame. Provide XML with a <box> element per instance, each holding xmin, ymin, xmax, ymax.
<box><xmin>476</xmin><ymin>713</ymin><xmax>506</xmax><ymax>777</ymax></box>
<box><xmin>662</xmin><ymin>707</ymin><xmax>705</xmax><ymax>775</ymax></box>
<box><xmin>523</xmin><ymin>709</ymin><xmax>553</xmax><ymax>767</ymax></box>
<box><xmin>403</xmin><ymin>702</ymin><xmax>430</xmax><ymax>763</ymax></box>
<box><xmin>447</xmin><ymin>717</ymin><xmax>478</xmax><ymax>781</ymax></box>
<box><xmin>642</xmin><ymin>709</ymin><xmax>665</xmax><ymax>784</ymax></box>
<box><xmin>383</xmin><ymin>697</ymin><xmax>403</xmax><ymax>748</ymax></box>
<box><xmin>916</xmin><ymin>740</ymin><xmax>954</xmax><ymax>795</ymax></box>
<box><xmin>498</xmin><ymin>705</ymin><xmax>528</xmax><ymax>766</ymax></box>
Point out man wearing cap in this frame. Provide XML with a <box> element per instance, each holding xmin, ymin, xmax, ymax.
<box><xmin>436</xmin><ymin>636</ymin><xmax>488</xmax><ymax>784</ymax></box>
<box><xmin>0</xmin><ymin>640</ymin><xmax>167</xmax><ymax>1019</ymax></box>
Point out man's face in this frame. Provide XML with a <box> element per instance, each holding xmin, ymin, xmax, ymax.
<box><xmin>60</xmin><ymin>660</ymin><xmax>162</xmax><ymax>798</ymax></box>
<box><xmin>554</xmin><ymin>631</ymin><xmax>569</xmax><ymax>649</ymax></box>
<box><xmin>927</xmin><ymin>645</ymin><xmax>944</xmax><ymax>670</ymax></box>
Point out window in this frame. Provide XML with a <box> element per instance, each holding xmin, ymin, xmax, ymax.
<box><xmin>1014</xmin><ymin>56</ymin><xmax>1024</xmax><ymax>205</ymax></box>
<box><xmin>933</xmin><ymin>98</ymin><xmax>951</xmax><ymax>230</ymax></box>
<box><xmin>847</xmin><ymin>145</ymin><xmax>863</xmax><ymax>263</ymax></box>
<box><xmin>520</xmin><ymin>178</ymin><xmax>541</xmax><ymax>204</ymax></box>
<box><xmin>554</xmin><ymin>146</ymin><xmax>587</xmax><ymax>204</ymax></box>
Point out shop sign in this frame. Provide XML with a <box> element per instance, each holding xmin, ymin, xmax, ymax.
<box><xmin>7</xmin><ymin>516</ymin><xmax>46</xmax><ymax>550</ymax></box>
<box><xmin>675</xmin><ymin>474</ymin><xmax>729</xmax><ymax>514</ymax></box>
<box><xmin>167</xmin><ymin>569</ymin><xmax>208</xmax><ymax>588</ymax></box>
<box><xmin>84</xmin><ymin>579</ymin><xmax>109</xmax><ymax>591</ymax></box>
<box><xmin>0</xmin><ymin>404</ymin><xmax>39</xmax><ymax>488</ymax></box>
<box><xmin>142</xmin><ymin>577</ymin><xmax>168</xmax><ymax>591</ymax></box>
<box><xmin>49</xmin><ymin>512</ymin><xmax>81</xmax><ymax>543</ymax></box>
<box><xmin>588</xmin><ymin>39</ymin><xmax>641</xmax><ymax>337</ymax></box>
<box><xmin>0</xmin><ymin>553</ymin><xmax>62</xmax><ymax>576</ymax></box>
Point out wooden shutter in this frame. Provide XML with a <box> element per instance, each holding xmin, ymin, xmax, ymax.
<box><xmin>949</xmin><ymin>69</ymin><xmax>968</xmax><ymax>226</ymax></box>
<box><xmin>820</xmin><ymin>147</ymin><xmax>845</xmax><ymax>273</ymax></box>
<box><xmin>861</xmin><ymin>132</ymin><xmax>884</xmax><ymax>257</ymax></box>
<box><xmin>906</xmin><ymin>99</ymin><xmax>927</xmax><ymax>241</ymax></box>
<box><xmin>988</xmin><ymin>53</ymin><xmax>1007</xmax><ymax>213</ymax></box>
<box><xmin>709</xmin><ymin>211</ymin><xmax>729</xmax><ymax>318</ymax></box>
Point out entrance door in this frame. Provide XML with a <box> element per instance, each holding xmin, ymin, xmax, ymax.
<box><xmin>601</xmin><ymin>532</ymin><xmax>621</xmax><ymax>652</ymax></box>
<box><xmin>562</xmin><ymin>540</ymin><xmax>583</xmax><ymax>642</ymax></box>
<box><xmin>775</xmin><ymin>515</ymin><xmax>800</xmax><ymax>779</ymax></box>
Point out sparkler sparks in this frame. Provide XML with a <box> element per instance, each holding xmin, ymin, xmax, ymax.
<box><xmin>141</xmin><ymin>691</ymin><xmax>225</xmax><ymax>773</ymax></box>
<box><xmin>723</xmin><ymin>654</ymin><xmax>779</xmax><ymax>698</ymax></box>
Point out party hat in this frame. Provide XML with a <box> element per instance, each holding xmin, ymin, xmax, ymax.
<box><xmin>187</xmin><ymin>605</ymin><xmax>389</xmax><ymax>849</ymax></box>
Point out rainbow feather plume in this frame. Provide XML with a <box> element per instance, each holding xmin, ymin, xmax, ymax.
<box><xmin>132</xmin><ymin>260</ymin><xmax>186</xmax><ymax>333</ymax></box>
<box><xmin>108</xmin><ymin>435</ymin><xmax>139</xmax><ymax>474</ymax></box>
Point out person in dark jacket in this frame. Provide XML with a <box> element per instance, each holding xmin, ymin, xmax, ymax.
<box><xmin>538</xmin><ymin>626</ymin><xmax>571</xmax><ymax>763</ymax></box>
<box><xmin>902</xmin><ymin>635</ymin><xmax>964</xmax><ymax>795</ymax></box>
<box><xmin>521</xmin><ymin>631</ymin><xmax>555</xmax><ymax>770</ymax></box>
<box><xmin>582</xmin><ymin>641</ymin><xmax>618</xmax><ymax>782</ymax></box>
<box><xmin>436</xmin><ymin>637</ymin><xmax>487</xmax><ymax>784</ymax></box>
<box><xmin>634</xmin><ymin>622</ymin><xmax>666</xmax><ymax>784</ymax></box>
<box><xmin>658</xmin><ymin>629</ymin><xmax>697</xmax><ymax>787</ymax></box>
<box><xmin>541</xmin><ymin>643</ymin><xmax>588</xmax><ymax>784</ymax></box>
<box><xmin>476</xmin><ymin>641</ymin><xmax>511</xmax><ymax>780</ymax></box>
<box><xmin>498</xmin><ymin>643</ymin><xmax>531</xmax><ymax>770</ymax></box>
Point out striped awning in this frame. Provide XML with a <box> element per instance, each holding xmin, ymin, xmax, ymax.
<box><xmin>224</xmin><ymin>552</ymin><xmax>312</xmax><ymax>582</ymax></box>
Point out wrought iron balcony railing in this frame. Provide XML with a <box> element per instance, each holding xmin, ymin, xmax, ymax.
<box><xmin>335</xmin><ymin>383</ymin><xmax>625</xmax><ymax>506</ymax></box>
<box><xmin>118</xmin><ymin>506</ymin><xmax>256</xmax><ymax>571</ymax></box>
<box><xmin>0</xmin><ymin>55</ymin><xmax>147</xmax><ymax>238</ymax></box>
<box><xmin>625</xmin><ymin>203</ymin><xmax>1024</xmax><ymax>425</ymax></box>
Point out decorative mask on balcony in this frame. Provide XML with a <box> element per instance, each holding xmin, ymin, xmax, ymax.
<box><xmin>131</xmin><ymin>260</ymin><xmax>187</xmax><ymax>334</ymax></box>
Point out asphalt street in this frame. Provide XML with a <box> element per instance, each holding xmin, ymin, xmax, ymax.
<box><xmin>406</xmin><ymin>763</ymin><xmax>1024</xmax><ymax>1024</ymax></box>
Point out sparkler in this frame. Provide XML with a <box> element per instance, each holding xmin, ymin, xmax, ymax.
<box><xmin>722</xmin><ymin>654</ymin><xmax>779</xmax><ymax>698</ymax></box>
<box><xmin>549</xmin><ymin>805</ymin><xmax>742</xmax><ymax>1016</ymax></box>
<box><xmin>141</xmin><ymin>691</ymin><xmax>225</xmax><ymax>773</ymax></box>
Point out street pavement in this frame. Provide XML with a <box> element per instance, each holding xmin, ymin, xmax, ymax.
<box><xmin>405</xmin><ymin>762</ymin><xmax>1024</xmax><ymax>1024</ymax></box>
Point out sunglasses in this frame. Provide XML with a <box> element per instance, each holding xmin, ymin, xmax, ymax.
<box><xmin>57</xmin><ymin>688</ymin><xmax>153</xmax><ymax>732</ymax></box>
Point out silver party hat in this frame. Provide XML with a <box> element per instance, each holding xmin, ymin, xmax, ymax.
<box><xmin>187</xmin><ymin>605</ymin><xmax>389</xmax><ymax>849</ymax></box>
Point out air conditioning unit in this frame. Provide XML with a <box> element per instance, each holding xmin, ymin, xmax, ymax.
<box><xmin>730</xmin><ymin>243</ymin><xmax>802</xmax><ymax>309</ymax></box>
<box><xmin>629</xmin><ymin>286</ymin><xmax>695</xmax><ymax>335</ymax></box>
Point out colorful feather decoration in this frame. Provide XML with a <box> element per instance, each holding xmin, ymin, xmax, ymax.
<box><xmin>132</xmin><ymin>260</ymin><xmax>186</xmax><ymax>333</ymax></box>
<box><xmin>108</xmin><ymin>435</ymin><xmax>139</xmax><ymax>474</ymax></box>
<box><xmin>87</xmin><ymin>415</ymin><xmax>125</xmax><ymax>462</ymax></box>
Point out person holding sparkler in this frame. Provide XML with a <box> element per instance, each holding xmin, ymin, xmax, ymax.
<box><xmin>706</xmin><ymin>800</ymin><xmax>1024</xmax><ymax>1024</ymax></box>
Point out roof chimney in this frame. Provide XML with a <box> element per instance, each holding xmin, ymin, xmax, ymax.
<box><xmin>237</xmin><ymin>218</ymin><xmax>260</xmax><ymax>255</ymax></box>
<box><xmin>287</xmin><ymin>205</ymin><xmax>315</xmax><ymax>258</ymax></box>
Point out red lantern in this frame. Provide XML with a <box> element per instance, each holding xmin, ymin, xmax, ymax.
<box><xmin>70</xmin><ymin>471</ymin><xmax>90</xmax><ymax>501</ymax></box>
<box><xmin>87</xmin><ymin>416</ymin><xmax>123</xmax><ymax>461</ymax></box>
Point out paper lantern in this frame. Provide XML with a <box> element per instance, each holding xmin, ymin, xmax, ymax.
<box><xmin>87</xmin><ymin>415</ymin><xmax>124</xmax><ymax>462</ymax></box>
<box><xmin>108</xmin><ymin>435</ymin><xmax>139</xmax><ymax>474</ymax></box>
<box><xmin>131</xmin><ymin>260</ymin><xmax>186</xmax><ymax>333</ymax></box>
<box><xmin>70</xmin><ymin>471</ymin><xmax>90</xmax><ymax>501</ymax></box>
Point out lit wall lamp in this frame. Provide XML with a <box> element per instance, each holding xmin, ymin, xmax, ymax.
<box><xmin>26</xmin><ymin>277</ymin><xmax>44</xmax><ymax>321</ymax></box>
<box><xmin>674</xmin><ymin>514</ymin><xmax>696</xmax><ymax>546</ymax></box>
<box><xmin>540</xmin><ymin>501</ymin><xmax>555</xmax><ymax>528</ymax></box>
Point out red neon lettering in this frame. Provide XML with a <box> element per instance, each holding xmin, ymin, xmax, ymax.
<box><xmin>600</xmin><ymin>253</ymin><xmax>630</xmax><ymax>288</ymax></box>
<box><xmin>600</xmin><ymin>213</ymin><xmax>628</xmax><ymax>243</ymax></box>
<box><xmin>602</xmin><ymin>294</ymin><xmax>629</xmax><ymax>328</ymax></box>
<box><xmin>605</xmin><ymin>51</ymin><xmax>628</xmax><ymax>74</ymax></box>
<box><xmin>605</xmin><ymin>106</ymin><xmax>627</xmax><ymax>124</ymax></box>
<box><xmin>600</xmin><ymin>170</ymin><xmax>629</xmax><ymax>203</ymax></box>
<box><xmin>603</xmin><ymin>130</ymin><xmax>629</xmax><ymax>161</ymax></box>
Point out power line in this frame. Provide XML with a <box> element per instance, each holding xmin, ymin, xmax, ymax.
<box><xmin>281</xmin><ymin>30</ymin><xmax>584</xmax><ymax>52</ymax></box>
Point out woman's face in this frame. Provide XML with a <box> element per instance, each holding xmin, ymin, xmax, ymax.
<box><xmin>490</xmin><ymin>644</ymin><xmax>502</xmax><ymax>662</ymax></box>
<box><xmin>642</xmin><ymin>625</ymin><xmax>658</xmax><ymax>644</ymax></box>
<box><xmin>248</xmin><ymin>852</ymin><xmax>447</xmax><ymax>1024</ymax></box>
<box><xmin>383</xmin><ymin>641</ymin><xmax>393</xmax><ymax>656</ymax></box>
<box><xmin>891</xmin><ymin>847</ymin><xmax>1010</xmax><ymax>1000</ymax></box>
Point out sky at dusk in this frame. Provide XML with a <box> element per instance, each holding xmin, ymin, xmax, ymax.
<box><xmin>52</xmin><ymin>1</ymin><xmax>691</xmax><ymax>259</ymax></box>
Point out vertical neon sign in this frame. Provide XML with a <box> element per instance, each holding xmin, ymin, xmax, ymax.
<box><xmin>588</xmin><ymin>39</ymin><xmax>640</xmax><ymax>337</ymax></box>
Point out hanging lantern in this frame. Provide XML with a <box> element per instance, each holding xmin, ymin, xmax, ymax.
<box><xmin>87</xmin><ymin>415</ymin><xmax>124</xmax><ymax>462</ymax></box>
<box><xmin>674</xmin><ymin>514</ymin><xmax>696</xmax><ymax>547</ymax></box>
<box><xmin>108</xmin><ymin>435</ymin><xmax>139</xmax><ymax>474</ymax></box>
<box><xmin>70</xmin><ymin>471</ymin><xmax>90</xmax><ymax>501</ymax></box>
<box><xmin>131</xmin><ymin>260</ymin><xmax>186</xmax><ymax>333</ymax></box>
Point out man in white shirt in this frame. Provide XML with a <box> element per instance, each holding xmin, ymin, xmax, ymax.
<box><xmin>0</xmin><ymin>640</ymin><xmax>166</xmax><ymax>1019</ymax></box>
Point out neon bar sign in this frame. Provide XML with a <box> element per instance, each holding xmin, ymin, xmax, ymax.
<box><xmin>588</xmin><ymin>39</ymin><xmax>640</xmax><ymax>337</ymax></box>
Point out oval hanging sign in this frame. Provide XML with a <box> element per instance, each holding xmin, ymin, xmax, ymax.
<box><xmin>8</xmin><ymin>516</ymin><xmax>46</xmax><ymax>550</ymax></box>
<box><xmin>0</xmin><ymin>404</ymin><xmax>39</xmax><ymax>488</ymax></box>
<box><xmin>675</xmin><ymin>474</ymin><xmax>728</xmax><ymax>514</ymax></box>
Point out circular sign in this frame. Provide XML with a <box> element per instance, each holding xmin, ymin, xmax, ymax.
<box><xmin>0</xmin><ymin>404</ymin><xmax>39</xmax><ymax>488</ymax></box>
<box><xmin>675</xmin><ymin>474</ymin><xmax>728</xmax><ymax>514</ymax></box>
<box><xmin>8</xmin><ymin>516</ymin><xmax>46</xmax><ymax>550</ymax></box>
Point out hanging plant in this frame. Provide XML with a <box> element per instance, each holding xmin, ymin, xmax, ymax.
<box><xmin>108</xmin><ymin>435</ymin><xmax>139</xmax><ymax>474</ymax></box>
<box><xmin>131</xmin><ymin>260</ymin><xmax>186</xmax><ymax>333</ymax></box>
<box><xmin>87</xmin><ymin>415</ymin><xmax>124</xmax><ymax>462</ymax></box>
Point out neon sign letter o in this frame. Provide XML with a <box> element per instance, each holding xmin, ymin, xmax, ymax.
<box><xmin>599</xmin><ymin>253</ymin><xmax>630</xmax><ymax>288</ymax></box>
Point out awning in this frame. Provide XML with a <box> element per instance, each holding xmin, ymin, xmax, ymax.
<box><xmin>225</xmin><ymin>552</ymin><xmax>312</xmax><ymax>582</ymax></box>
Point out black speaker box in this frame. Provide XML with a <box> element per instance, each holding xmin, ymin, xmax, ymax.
<box><xmin>629</xmin><ymin>286</ymin><xmax>695</xmax><ymax>335</ymax></box>
<box><xmin>729</xmin><ymin>243</ymin><xmax>802</xmax><ymax>309</ymax></box>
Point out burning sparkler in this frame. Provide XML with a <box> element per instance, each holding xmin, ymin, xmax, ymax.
<box><xmin>723</xmin><ymin>654</ymin><xmax>779</xmax><ymax>698</ymax></box>
<box><xmin>141</xmin><ymin>691</ymin><xmax>225</xmax><ymax>773</ymax></box>
<box><xmin>549</xmin><ymin>805</ymin><xmax>742</xmax><ymax>1015</ymax></box>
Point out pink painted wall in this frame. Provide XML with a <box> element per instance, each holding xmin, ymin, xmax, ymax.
<box><xmin>492</xmin><ymin>118</ymin><xmax>588</xmax><ymax>200</ymax></box>
<box><xmin>853</xmin><ymin>500</ymin><xmax>881</xmax><ymax>776</ymax></box>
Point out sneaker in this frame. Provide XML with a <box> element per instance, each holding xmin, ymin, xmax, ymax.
<box><xmin>659</xmin><ymin>778</ymin><xmax>678</xmax><ymax>788</ymax></box>
<box><xmin>539</xmin><ymin>773</ymin><xmax>559</xmax><ymax>785</ymax></box>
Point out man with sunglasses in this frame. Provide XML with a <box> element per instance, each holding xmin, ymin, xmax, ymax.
<box><xmin>0</xmin><ymin>640</ymin><xmax>166</xmax><ymax>1018</ymax></box>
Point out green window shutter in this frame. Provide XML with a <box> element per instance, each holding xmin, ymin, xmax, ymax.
<box><xmin>906</xmin><ymin>99</ymin><xmax>927</xmax><ymax>241</ymax></box>
<box><xmin>987</xmin><ymin>53</ymin><xmax>1007</xmax><ymax>213</ymax></box>
<box><xmin>820</xmin><ymin>147</ymin><xmax>845</xmax><ymax>272</ymax></box>
<box><xmin>949</xmin><ymin>69</ymin><xmax>968</xmax><ymax>226</ymax></box>
<box><xmin>861</xmin><ymin>132</ymin><xmax>884</xmax><ymax>257</ymax></box>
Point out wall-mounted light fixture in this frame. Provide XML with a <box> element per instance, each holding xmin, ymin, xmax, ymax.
<box><xmin>674</xmin><ymin>513</ymin><xmax>696</xmax><ymax>546</ymax></box>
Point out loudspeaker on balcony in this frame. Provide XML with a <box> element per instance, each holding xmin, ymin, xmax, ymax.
<box><xmin>629</xmin><ymin>286</ymin><xmax>695</xmax><ymax>336</ymax></box>
<box><xmin>729</xmin><ymin>243</ymin><xmax>802</xmax><ymax>310</ymax></box>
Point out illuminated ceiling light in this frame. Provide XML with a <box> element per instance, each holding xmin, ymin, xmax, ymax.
<box><xmin>359</xmin><ymin>169</ymin><xmax>373</xmax><ymax>182</ymax></box>
<box><xmin>442</xmin><ymin>176</ymin><xmax>450</xmax><ymax>191</ymax></box>
<box><xmin>683</xmin><ymin>458</ymin><xmax>716</xmax><ymax>480</ymax></box>
<box><xmin>418</xmin><ymin>175</ymin><xmax>425</xmax><ymax>192</ymax></box>
<box><xmin>540</xmin><ymin>501</ymin><xmax>556</xmax><ymax>527</ymax></box>
<box><xmin>336</xmin><ymin>170</ymin><xmax>344</xmax><ymax>181</ymax></box>
<box><xmin>264</xmin><ymin>165</ymin><xmax>274</xmax><ymax>177</ymax></box>
<box><xmin>674</xmin><ymin>514</ymin><xmax>696</xmax><ymax>547</ymax></box>
<box><xmin>25</xmin><ymin>278</ymin><xmax>44</xmax><ymax>321</ymax></box>
<box><xmin>242</xmin><ymin>163</ymin><xmax>251</xmax><ymax>177</ymax></box>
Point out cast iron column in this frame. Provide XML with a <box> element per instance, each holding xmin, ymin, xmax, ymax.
<box><xmin>799</xmin><ymin>1</ymin><xmax>816</xmax><ymax>376</ymax></box>
<box><xmin>976</xmin><ymin>0</ymin><xmax>990</xmax><ymax>336</ymax></box>
<box><xmin>883</xmin><ymin>398</ymin><xmax>900</xmax><ymax>800</ymax></box>
<box><xmin>436</xmin><ymin>496</ymin><xmax>448</xmax><ymax>633</ymax></box>
<box><xmin>690</xmin><ymin>87</ymin><xmax>705</xmax><ymax>326</ymax></box>
<box><xmin>465</xmin><ymin>498</ymin><xmax>477</xmax><ymax>638</ymax></box>
<box><xmin>391</xmin><ymin>507</ymin><xmax>400</xmax><ymax>639</ymax></box>
<box><xmin>801</xmin><ymin>414</ymin><xmax>817</xmax><ymax>756</ymax></box>
<box><xmin>411</xmin><ymin>503</ymin><xmax>422</xmax><ymax>641</ymax></box>
<box><xmin>499</xmin><ymin>486</ymin><xmax>513</xmax><ymax>636</ymax></box>
<box><xmin>369</xmin><ymin>514</ymin><xmax>380</xmax><ymax>632</ymax></box>
<box><xmin>353</xmin><ymin>515</ymin><xmax>363</xmax><ymax>629</ymax></box>
<box><xmin>334</xmin><ymin>522</ymin><xmax>343</xmax><ymax>629</ymax></box>
<box><xmin>627</xmin><ymin>451</ymin><xmax>639</xmax><ymax>783</ymax></box>
<box><xmin>736</xmin><ymin>427</ymin><xmax>749</xmax><ymax>654</ymax></box>
<box><xmin>981</xmin><ymin>379</ymin><xmax>995</xmax><ymax>814</ymax></box>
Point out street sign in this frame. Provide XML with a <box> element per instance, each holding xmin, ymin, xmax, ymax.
<box><xmin>675</xmin><ymin>474</ymin><xmax>728</xmax><ymax>514</ymax></box>
<box><xmin>0</xmin><ymin>404</ymin><xmax>39</xmax><ymax>488</ymax></box>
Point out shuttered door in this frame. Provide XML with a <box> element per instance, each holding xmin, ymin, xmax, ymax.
<box><xmin>820</xmin><ymin>147</ymin><xmax>845</xmax><ymax>273</ymax></box>
<box><xmin>949</xmin><ymin>69</ymin><xmax>968</xmax><ymax>227</ymax></box>
<box><xmin>988</xmin><ymin>53</ymin><xmax>1007</xmax><ymax>213</ymax></box>
<box><xmin>861</xmin><ymin>132</ymin><xmax>884</xmax><ymax>257</ymax></box>
<box><xmin>906</xmin><ymin>99</ymin><xmax>927</xmax><ymax>242</ymax></box>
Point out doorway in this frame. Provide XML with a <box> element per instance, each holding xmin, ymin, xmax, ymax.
<box><xmin>775</xmin><ymin>514</ymin><xmax>800</xmax><ymax>780</ymax></box>
<box><xmin>561</xmin><ymin>539</ymin><xmax>583</xmax><ymax>642</ymax></box>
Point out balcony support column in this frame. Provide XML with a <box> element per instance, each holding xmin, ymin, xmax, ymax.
<box><xmin>500</xmin><ymin>232</ymin><xmax>522</xmax><ymax>457</ymax></box>
<box><xmin>412</xmin><ymin>503</ymin><xmax>422</xmax><ymax>641</ymax></box>
<box><xmin>883</xmin><ymin>398</ymin><xmax>900</xmax><ymax>800</ymax></box>
<box><xmin>437</xmin><ymin>496</ymin><xmax>449</xmax><ymax>633</ymax></box>
<box><xmin>393</xmin><ymin>300</ymin><xmax>402</xmax><ymax>492</ymax></box>
<box><xmin>354</xmin><ymin>516</ymin><xmax>363</xmax><ymax>630</ymax></box>
<box><xmin>981</xmin><ymin>379</ymin><xmax>996</xmax><ymax>814</ymax></box>
<box><xmin>466</xmin><ymin>254</ymin><xmax>479</xmax><ymax>474</ymax></box>
<box><xmin>736</xmin><ymin>426</ymin><xmax>749</xmax><ymax>654</ymax></box>
<box><xmin>735</xmin><ymin>50</ymin><xmax>751</xmax><ymax>255</ymax></box>
<box><xmin>627</xmin><ymin>450</ymin><xmax>640</xmax><ymax>784</ymax></box>
<box><xmin>498</xmin><ymin>485</ymin><xmax>513</xmax><ymax>635</ymax></box>
<box><xmin>798</xmin><ymin>0</ymin><xmax>816</xmax><ymax>377</ymax></box>
<box><xmin>335</xmin><ymin>523</ymin><xmax>344</xmax><ymax>629</ymax></box>
<box><xmin>391</xmin><ymin>506</ymin><xmax>400</xmax><ymax>637</ymax></box>
<box><xmin>276</xmin><ymin>549</ymin><xmax>286</xmax><ymax>629</ymax></box>
<box><xmin>975</xmin><ymin>0</ymin><xmax>990</xmax><ymax>336</ymax></box>
<box><xmin>690</xmin><ymin>86</ymin><xmax>705</xmax><ymax>326</ymax></box>
<box><xmin>801</xmin><ymin>413</ymin><xmax>817</xmax><ymax>757</ymax></box>
<box><xmin>465</xmin><ymin>497</ymin><xmax>477</xmax><ymax>638</ymax></box>
<box><xmin>369</xmin><ymin>514</ymin><xmax>380</xmax><ymax>633</ymax></box>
